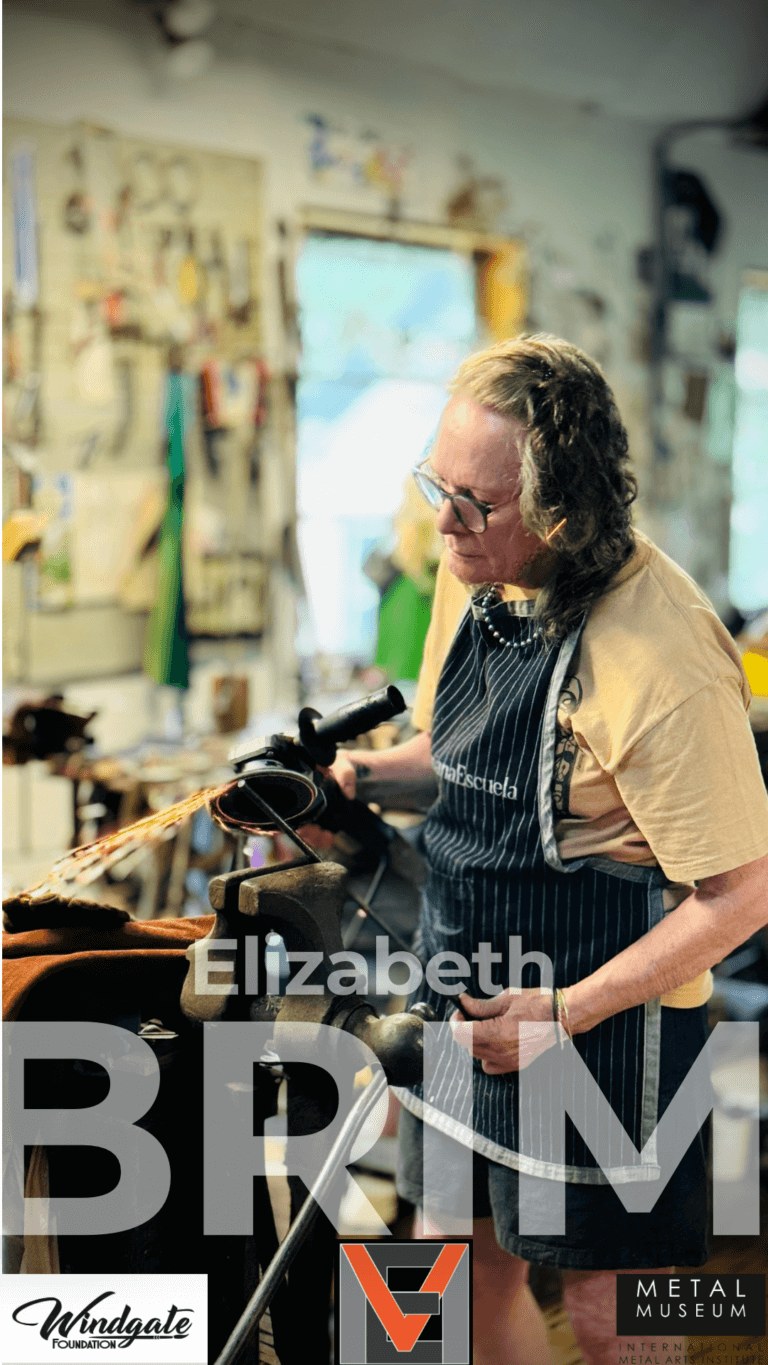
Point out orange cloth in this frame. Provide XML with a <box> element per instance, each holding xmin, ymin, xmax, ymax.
<box><xmin>2</xmin><ymin>916</ymin><xmax>214</xmax><ymax>1021</ymax></box>
<box><xmin>3</xmin><ymin>912</ymin><xmax>217</xmax><ymax>1279</ymax></box>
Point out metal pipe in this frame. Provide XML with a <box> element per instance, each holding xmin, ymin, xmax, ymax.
<box><xmin>345</xmin><ymin>883</ymin><xmax>415</xmax><ymax>957</ymax></box>
<box><xmin>213</xmin><ymin>1069</ymin><xmax>389</xmax><ymax>1365</ymax></box>
<box><xmin>343</xmin><ymin>854</ymin><xmax>387</xmax><ymax>948</ymax></box>
<box><xmin>238</xmin><ymin>785</ymin><xmax>414</xmax><ymax>955</ymax></box>
<box><xmin>236</xmin><ymin>781</ymin><xmax>323</xmax><ymax>863</ymax></box>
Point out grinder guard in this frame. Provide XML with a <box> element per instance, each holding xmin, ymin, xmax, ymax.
<box><xmin>214</xmin><ymin>685</ymin><xmax>406</xmax><ymax>853</ymax></box>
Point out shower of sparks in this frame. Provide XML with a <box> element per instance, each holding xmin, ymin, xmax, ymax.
<box><xmin>21</xmin><ymin>781</ymin><xmax>236</xmax><ymax>898</ymax></box>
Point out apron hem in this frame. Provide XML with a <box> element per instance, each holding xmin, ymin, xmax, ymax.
<box><xmin>393</xmin><ymin>1086</ymin><xmax>663</xmax><ymax>1186</ymax></box>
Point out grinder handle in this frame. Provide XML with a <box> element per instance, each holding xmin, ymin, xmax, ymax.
<box><xmin>298</xmin><ymin>685</ymin><xmax>405</xmax><ymax>764</ymax></box>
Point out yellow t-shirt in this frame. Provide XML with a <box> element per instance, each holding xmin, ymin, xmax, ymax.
<box><xmin>412</xmin><ymin>531</ymin><xmax>768</xmax><ymax>1008</ymax></box>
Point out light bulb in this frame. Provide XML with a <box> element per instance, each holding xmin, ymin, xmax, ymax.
<box><xmin>164</xmin><ymin>0</ymin><xmax>215</xmax><ymax>39</ymax></box>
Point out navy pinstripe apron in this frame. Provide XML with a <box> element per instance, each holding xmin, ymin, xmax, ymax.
<box><xmin>399</xmin><ymin>596</ymin><xmax>668</xmax><ymax>1185</ymax></box>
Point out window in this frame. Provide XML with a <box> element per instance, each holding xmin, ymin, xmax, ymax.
<box><xmin>729</xmin><ymin>275</ymin><xmax>768</xmax><ymax>613</ymax></box>
<box><xmin>295</xmin><ymin>232</ymin><xmax>477</xmax><ymax>658</ymax></box>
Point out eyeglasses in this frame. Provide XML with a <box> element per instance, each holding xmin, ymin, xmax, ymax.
<box><xmin>412</xmin><ymin>455</ymin><xmax>494</xmax><ymax>533</ymax></box>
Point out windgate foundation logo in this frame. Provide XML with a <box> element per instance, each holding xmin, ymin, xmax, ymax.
<box><xmin>1</xmin><ymin>1274</ymin><xmax>207</xmax><ymax>1362</ymax></box>
<box><xmin>336</xmin><ymin>1239</ymin><xmax>471</xmax><ymax>1364</ymax></box>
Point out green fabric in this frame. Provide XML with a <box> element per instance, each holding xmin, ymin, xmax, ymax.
<box><xmin>374</xmin><ymin>572</ymin><xmax>433</xmax><ymax>682</ymax></box>
<box><xmin>144</xmin><ymin>374</ymin><xmax>189</xmax><ymax>690</ymax></box>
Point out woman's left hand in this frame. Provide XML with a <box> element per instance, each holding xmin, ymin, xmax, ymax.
<box><xmin>450</xmin><ymin>988</ymin><xmax>559</xmax><ymax>1073</ymax></box>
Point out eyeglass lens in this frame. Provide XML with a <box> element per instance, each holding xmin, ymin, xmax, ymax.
<box><xmin>413</xmin><ymin>470</ymin><xmax>486</xmax><ymax>532</ymax></box>
<box><xmin>413</xmin><ymin>469</ymin><xmax>443</xmax><ymax>509</ymax></box>
<box><xmin>450</xmin><ymin>497</ymin><xmax>486</xmax><ymax>532</ymax></box>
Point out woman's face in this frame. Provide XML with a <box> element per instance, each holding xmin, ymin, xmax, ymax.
<box><xmin>430</xmin><ymin>394</ymin><xmax>553</xmax><ymax>588</ymax></box>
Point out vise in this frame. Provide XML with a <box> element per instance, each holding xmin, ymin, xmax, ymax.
<box><xmin>181</xmin><ymin>857</ymin><xmax>429</xmax><ymax>1080</ymax></box>
<box><xmin>180</xmin><ymin>855</ymin><xmax>432</xmax><ymax>1365</ymax></box>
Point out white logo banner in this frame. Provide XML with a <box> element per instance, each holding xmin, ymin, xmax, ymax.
<box><xmin>1</xmin><ymin>1274</ymin><xmax>207</xmax><ymax>1363</ymax></box>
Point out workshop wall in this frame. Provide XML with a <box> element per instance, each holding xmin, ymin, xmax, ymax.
<box><xmin>3</xmin><ymin>118</ymin><xmax>269</xmax><ymax>639</ymax></box>
<box><xmin>4</xmin><ymin>2</ymin><xmax>767</xmax><ymax>615</ymax></box>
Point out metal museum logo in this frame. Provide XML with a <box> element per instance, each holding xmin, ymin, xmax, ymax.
<box><xmin>336</xmin><ymin>1240</ymin><xmax>471</xmax><ymax>1364</ymax></box>
<box><xmin>0</xmin><ymin>1275</ymin><xmax>207</xmax><ymax>1363</ymax></box>
<box><xmin>616</xmin><ymin>1274</ymin><xmax>766</xmax><ymax>1336</ymax></box>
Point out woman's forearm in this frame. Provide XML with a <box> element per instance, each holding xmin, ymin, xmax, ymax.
<box><xmin>565</xmin><ymin>852</ymin><xmax>768</xmax><ymax>1034</ymax></box>
<box><xmin>339</xmin><ymin>729</ymin><xmax>433</xmax><ymax>783</ymax></box>
<box><xmin>327</xmin><ymin>729</ymin><xmax>433</xmax><ymax>798</ymax></box>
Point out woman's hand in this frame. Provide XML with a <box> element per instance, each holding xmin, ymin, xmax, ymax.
<box><xmin>294</xmin><ymin>750</ymin><xmax>360</xmax><ymax>850</ymax></box>
<box><xmin>324</xmin><ymin>749</ymin><xmax>358</xmax><ymax>799</ymax></box>
<box><xmin>294</xmin><ymin>732</ymin><xmax>433</xmax><ymax>851</ymax></box>
<box><xmin>450</xmin><ymin>988</ymin><xmax>558</xmax><ymax>1073</ymax></box>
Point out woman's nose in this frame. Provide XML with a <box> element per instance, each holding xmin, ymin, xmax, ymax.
<box><xmin>436</xmin><ymin>496</ymin><xmax>463</xmax><ymax>534</ymax></box>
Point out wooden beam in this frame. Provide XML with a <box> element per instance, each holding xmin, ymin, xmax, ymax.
<box><xmin>298</xmin><ymin>205</ymin><xmax>519</xmax><ymax>256</ymax></box>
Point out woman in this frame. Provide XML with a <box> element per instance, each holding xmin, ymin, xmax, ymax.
<box><xmin>328</xmin><ymin>335</ymin><xmax>768</xmax><ymax>1365</ymax></box>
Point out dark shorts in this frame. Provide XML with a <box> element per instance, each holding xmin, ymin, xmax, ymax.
<box><xmin>396</xmin><ymin>1005</ymin><xmax>711</xmax><ymax>1270</ymax></box>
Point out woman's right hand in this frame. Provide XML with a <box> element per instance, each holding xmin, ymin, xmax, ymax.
<box><xmin>294</xmin><ymin>731</ymin><xmax>432</xmax><ymax>849</ymax></box>
<box><xmin>295</xmin><ymin>749</ymin><xmax>360</xmax><ymax>849</ymax></box>
<box><xmin>325</xmin><ymin>748</ymin><xmax>358</xmax><ymax>800</ymax></box>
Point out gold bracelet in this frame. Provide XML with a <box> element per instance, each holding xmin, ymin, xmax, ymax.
<box><xmin>555</xmin><ymin>988</ymin><xmax>573</xmax><ymax>1043</ymax></box>
<box><xmin>548</xmin><ymin>989</ymin><xmax>564</xmax><ymax>1048</ymax></box>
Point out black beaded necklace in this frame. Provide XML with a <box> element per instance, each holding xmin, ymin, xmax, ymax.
<box><xmin>473</xmin><ymin>583</ymin><xmax>539</xmax><ymax>650</ymax></box>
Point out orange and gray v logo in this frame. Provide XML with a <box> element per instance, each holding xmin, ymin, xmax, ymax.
<box><xmin>336</xmin><ymin>1239</ymin><xmax>471</xmax><ymax>1364</ymax></box>
<box><xmin>345</xmin><ymin>1243</ymin><xmax>466</xmax><ymax>1352</ymax></box>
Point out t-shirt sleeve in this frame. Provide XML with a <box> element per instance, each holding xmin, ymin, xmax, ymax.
<box><xmin>411</xmin><ymin>648</ymin><xmax>439</xmax><ymax>732</ymax></box>
<box><xmin>612</xmin><ymin>674</ymin><xmax>768</xmax><ymax>883</ymax></box>
<box><xmin>411</xmin><ymin>555</ymin><xmax>468</xmax><ymax>732</ymax></box>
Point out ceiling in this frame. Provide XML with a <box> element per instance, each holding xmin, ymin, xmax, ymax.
<box><xmin>214</xmin><ymin>0</ymin><xmax>768</xmax><ymax>122</ymax></box>
<box><xmin>8</xmin><ymin>0</ymin><xmax>768</xmax><ymax>124</ymax></box>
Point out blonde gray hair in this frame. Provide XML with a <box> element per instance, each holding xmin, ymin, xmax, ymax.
<box><xmin>450</xmin><ymin>333</ymin><xmax>637</xmax><ymax>641</ymax></box>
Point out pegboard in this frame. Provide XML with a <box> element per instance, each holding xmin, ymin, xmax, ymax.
<box><xmin>3</xmin><ymin>118</ymin><xmax>271</xmax><ymax>635</ymax></box>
